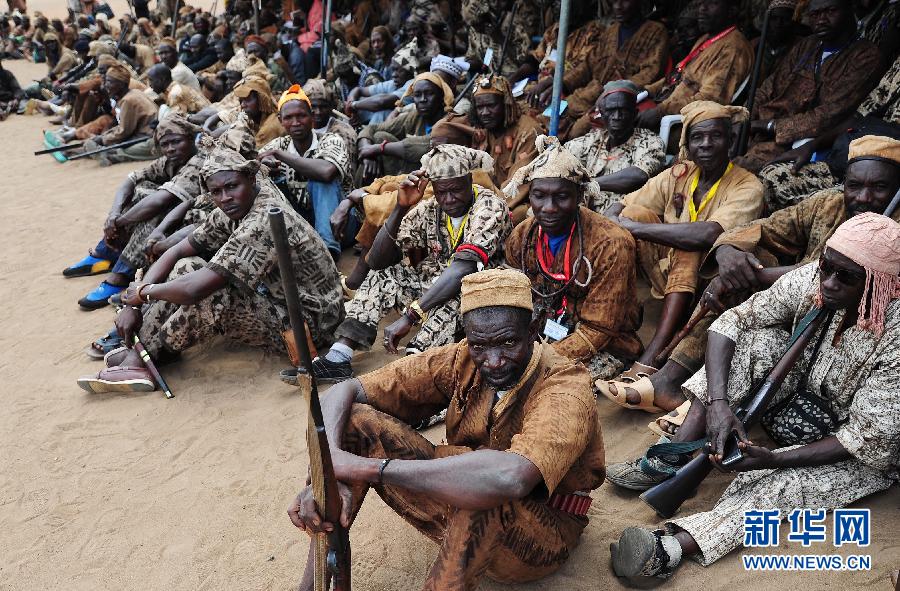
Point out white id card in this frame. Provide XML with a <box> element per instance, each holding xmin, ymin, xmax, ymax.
<box><xmin>543</xmin><ymin>318</ymin><xmax>569</xmax><ymax>342</ymax></box>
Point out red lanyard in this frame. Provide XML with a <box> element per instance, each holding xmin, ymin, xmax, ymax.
<box><xmin>536</xmin><ymin>224</ymin><xmax>575</xmax><ymax>315</ymax></box>
<box><xmin>668</xmin><ymin>26</ymin><xmax>736</xmax><ymax>83</ymax></box>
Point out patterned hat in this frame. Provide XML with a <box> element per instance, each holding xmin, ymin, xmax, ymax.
<box><xmin>460</xmin><ymin>268</ymin><xmax>534</xmax><ymax>314</ymax></box>
<box><xmin>392</xmin><ymin>40</ymin><xmax>419</xmax><ymax>73</ymax></box>
<box><xmin>503</xmin><ymin>135</ymin><xmax>602</xmax><ymax>203</ymax></box>
<box><xmin>199</xmin><ymin>143</ymin><xmax>260</xmax><ymax>185</ymax></box>
<box><xmin>461</xmin><ymin>0</ymin><xmax>491</xmax><ymax>24</ymax></box>
<box><xmin>225</xmin><ymin>48</ymin><xmax>254</xmax><ymax>72</ymax></box>
<box><xmin>472</xmin><ymin>73</ymin><xmax>520</xmax><ymax>128</ymax></box>
<box><xmin>430</xmin><ymin>54</ymin><xmax>469</xmax><ymax>81</ymax></box>
<box><xmin>158</xmin><ymin>37</ymin><xmax>177</xmax><ymax>49</ymax></box>
<box><xmin>768</xmin><ymin>0</ymin><xmax>796</xmax><ymax>10</ymax></box>
<box><xmin>601</xmin><ymin>79</ymin><xmax>640</xmax><ymax>99</ymax></box>
<box><xmin>420</xmin><ymin>144</ymin><xmax>493</xmax><ymax>181</ymax></box>
<box><xmin>155</xmin><ymin>112</ymin><xmax>201</xmax><ymax>141</ymax></box>
<box><xmin>302</xmin><ymin>78</ymin><xmax>333</xmax><ymax>105</ymax></box>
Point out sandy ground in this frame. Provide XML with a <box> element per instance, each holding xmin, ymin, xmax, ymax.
<box><xmin>1</xmin><ymin>57</ymin><xmax>898</xmax><ymax>591</ymax></box>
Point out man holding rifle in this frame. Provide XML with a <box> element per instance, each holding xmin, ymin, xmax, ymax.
<box><xmin>609</xmin><ymin>213</ymin><xmax>900</xmax><ymax>580</ymax></box>
<box><xmin>289</xmin><ymin>268</ymin><xmax>606</xmax><ymax>591</ymax></box>
<box><xmin>76</xmin><ymin>145</ymin><xmax>342</xmax><ymax>393</ymax></box>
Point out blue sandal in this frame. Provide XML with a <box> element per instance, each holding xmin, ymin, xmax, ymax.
<box><xmin>85</xmin><ymin>329</ymin><xmax>124</xmax><ymax>359</ymax></box>
<box><xmin>63</xmin><ymin>253</ymin><xmax>113</xmax><ymax>277</ymax></box>
<box><xmin>78</xmin><ymin>281</ymin><xmax>125</xmax><ymax>310</ymax></box>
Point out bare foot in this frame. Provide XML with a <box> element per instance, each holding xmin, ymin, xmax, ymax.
<box><xmin>620</xmin><ymin>363</ymin><xmax>687</xmax><ymax>411</ymax></box>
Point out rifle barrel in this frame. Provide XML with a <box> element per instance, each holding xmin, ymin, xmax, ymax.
<box><xmin>738</xmin><ymin>8</ymin><xmax>770</xmax><ymax>155</ymax></box>
<box><xmin>34</xmin><ymin>142</ymin><xmax>83</xmax><ymax>155</ymax></box>
<box><xmin>883</xmin><ymin>187</ymin><xmax>900</xmax><ymax>218</ymax></box>
<box><xmin>639</xmin><ymin>308</ymin><xmax>829</xmax><ymax>518</ymax></box>
<box><xmin>67</xmin><ymin>136</ymin><xmax>148</xmax><ymax>160</ymax></box>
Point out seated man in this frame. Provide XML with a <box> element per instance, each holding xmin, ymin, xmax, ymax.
<box><xmin>525</xmin><ymin>0</ymin><xmax>669</xmax><ymax>137</ymax></box>
<box><xmin>759</xmin><ymin>53</ymin><xmax>900</xmax><ymax>211</ymax></box>
<box><xmin>289</xmin><ymin>268</ymin><xmax>606</xmax><ymax>591</ymax></box>
<box><xmin>182</xmin><ymin>33</ymin><xmax>218</xmax><ymax>73</ymax></box>
<box><xmin>601</xmin><ymin>101</ymin><xmax>763</xmax><ymax>405</ymax></box>
<box><xmin>564</xmin><ymin>80</ymin><xmax>666</xmax><ymax>213</ymax></box>
<box><xmin>504</xmin><ymin>135</ymin><xmax>643</xmax><ymax>383</ymax></box>
<box><xmin>63</xmin><ymin>114</ymin><xmax>204</xmax><ymax>309</ymax></box>
<box><xmin>258</xmin><ymin>83</ymin><xmax>355</xmax><ymax>259</ymax></box>
<box><xmin>313</xmin><ymin>144</ymin><xmax>512</xmax><ymax>382</ymax></box>
<box><xmin>155</xmin><ymin>37</ymin><xmax>201</xmax><ymax>92</ymax></box>
<box><xmin>733</xmin><ymin>0</ymin><xmax>882</xmax><ymax>173</ymax></box>
<box><xmin>356</xmin><ymin>71</ymin><xmax>454</xmax><ymax>183</ymax></box>
<box><xmin>637</xmin><ymin>0</ymin><xmax>752</xmax><ymax>130</ymax></box>
<box><xmin>468</xmin><ymin>73</ymin><xmax>542</xmax><ymax>223</ymax></box>
<box><xmin>147</xmin><ymin>62</ymin><xmax>210</xmax><ymax>116</ymax></box>
<box><xmin>77</xmin><ymin>63</ymin><xmax>158</xmax><ymax>164</ymax></box>
<box><xmin>224</xmin><ymin>74</ymin><xmax>285</xmax><ymax>150</ymax></box>
<box><xmin>604</xmin><ymin>135</ymin><xmax>900</xmax><ymax>427</ymax></box>
<box><xmin>0</xmin><ymin>56</ymin><xmax>23</xmax><ymax>119</ymax></box>
<box><xmin>330</xmin><ymin>116</ymin><xmax>497</xmax><ymax>295</ymax></box>
<box><xmin>609</xmin><ymin>214</ymin><xmax>900</xmax><ymax>580</ymax></box>
<box><xmin>345</xmin><ymin>54</ymin><xmax>415</xmax><ymax>125</ymax></box>
<box><xmin>77</xmin><ymin>145</ymin><xmax>343</xmax><ymax>393</ymax></box>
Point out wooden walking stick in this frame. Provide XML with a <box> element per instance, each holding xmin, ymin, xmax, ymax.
<box><xmin>131</xmin><ymin>269</ymin><xmax>174</xmax><ymax>399</ymax></box>
<box><xmin>653</xmin><ymin>302</ymin><xmax>712</xmax><ymax>367</ymax></box>
<box><xmin>269</xmin><ymin>207</ymin><xmax>351</xmax><ymax>591</ymax></box>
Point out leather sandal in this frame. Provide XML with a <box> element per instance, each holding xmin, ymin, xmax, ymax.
<box><xmin>615</xmin><ymin>361</ymin><xmax>659</xmax><ymax>383</ymax></box>
<box><xmin>596</xmin><ymin>376</ymin><xmax>664</xmax><ymax>412</ymax></box>
<box><xmin>648</xmin><ymin>400</ymin><xmax>692</xmax><ymax>437</ymax></box>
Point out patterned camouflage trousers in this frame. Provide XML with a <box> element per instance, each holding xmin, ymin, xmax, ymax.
<box><xmin>758</xmin><ymin>162</ymin><xmax>839</xmax><ymax>212</ymax></box>
<box><xmin>335</xmin><ymin>263</ymin><xmax>460</xmax><ymax>352</ymax></box>
<box><xmin>668</xmin><ymin>324</ymin><xmax>895</xmax><ymax>564</ymax></box>
<box><xmin>341</xmin><ymin>404</ymin><xmax>588</xmax><ymax>591</ymax></box>
<box><xmin>118</xmin><ymin>217</ymin><xmax>160</xmax><ymax>271</ymax></box>
<box><xmin>138</xmin><ymin>257</ymin><xmax>288</xmax><ymax>356</ymax></box>
<box><xmin>669</xmin><ymin>456</ymin><xmax>892</xmax><ymax>565</ymax></box>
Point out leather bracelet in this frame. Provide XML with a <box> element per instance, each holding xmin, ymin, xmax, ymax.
<box><xmin>136</xmin><ymin>283</ymin><xmax>153</xmax><ymax>303</ymax></box>
<box><xmin>380</xmin><ymin>139</ymin><xmax>388</xmax><ymax>153</ymax></box>
<box><xmin>376</xmin><ymin>458</ymin><xmax>392</xmax><ymax>484</ymax></box>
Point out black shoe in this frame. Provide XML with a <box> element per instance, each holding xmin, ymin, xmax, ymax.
<box><xmin>311</xmin><ymin>357</ymin><xmax>353</xmax><ymax>383</ymax></box>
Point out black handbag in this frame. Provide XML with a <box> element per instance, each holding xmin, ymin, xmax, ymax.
<box><xmin>761</xmin><ymin>315</ymin><xmax>842</xmax><ymax>446</ymax></box>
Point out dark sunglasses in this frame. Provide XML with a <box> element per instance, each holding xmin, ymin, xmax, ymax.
<box><xmin>819</xmin><ymin>254</ymin><xmax>865</xmax><ymax>286</ymax></box>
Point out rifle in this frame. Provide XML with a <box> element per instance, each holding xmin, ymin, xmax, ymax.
<box><xmin>737</xmin><ymin>6</ymin><xmax>769</xmax><ymax>156</ymax></box>
<box><xmin>640</xmin><ymin>307</ymin><xmax>830</xmax><ymax>518</ymax></box>
<box><xmin>496</xmin><ymin>0</ymin><xmax>519</xmax><ymax>76</ymax></box>
<box><xmin>268</xmin><ymin>207</ymin><xmax>351</xmax><ymax>591</ymax></box>
<box><xmin>34</xmin><ymin>142</ymin><xmax>84</xmax><ymax>155</ymax></box>
<box><xmin>57</xmin><ymin>56</ymin><xmax>96</xmax><ymax>85</ymax></box>
<box><xmin>654</xmin><ymin>302</ymin><xmax>711</xmax><ymax>367</ymax></box>
<box><xmin>320</xmin><ymin>0</ymin><xmax>333</xmax><ymax>75</ymax></box>
<box><xmin>452</xmin><ymin>50</ymin><xmax>495</xmax><ymax>109</ymax></box>
<box><xmin>68</xmin><ymin>135</ymin><xmax>149</xmax><ymax>160</ymax></box>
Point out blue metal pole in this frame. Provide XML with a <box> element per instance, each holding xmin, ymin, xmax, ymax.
<box><xmin>548</xmin><ymin>0</ymin><xmax>571</xmax><ymax>137</ymax></box>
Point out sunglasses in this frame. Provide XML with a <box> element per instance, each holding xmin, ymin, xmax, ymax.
<box><xmin>819</xmin><ymin>254</ymin><xmax>865</xmax><ymax>286</ymax></box>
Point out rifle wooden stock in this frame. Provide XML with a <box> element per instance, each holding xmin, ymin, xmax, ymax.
<box><xmin>34</xmin><ymin>142</ymin><xmax>83</xmax><ymax>155</ymax></box>
<box><xmin>654</xmin><ymin>303</ymin><xmax>711</xmax><ymax>367</ymax></box>
<box><xmin>639</xmin><ymin>308</ymin><xmax>829</xmax><ymax>518</ymax></box>
<box><xmin>67</xmin><ymin>136</ymin><xmax>149</xmax><ymax>160</ymax></box>
<box><xmin>268</xmin><ymin>208</ymin><xmax>350</xmax><ymax>591</ymax></box>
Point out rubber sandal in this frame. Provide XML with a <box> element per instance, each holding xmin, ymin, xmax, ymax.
<box><xmin>78</xmin><ymin>281</ymin><xmax>125</xmax><ymax>310</ymax></box>
<box><xmin>611</xmin><ymin>528</ymin><xmax>680</xmax><ymax>579</ymax></box>
<box><xmin>596</xmin><ymin>376</ymin><xmax>664</xmax><ymax>412</ymax></box>
<box><xmin>43</xmin><ymin>129</ymin><xmax>68</xmax><ymax>163</ymax></box>
<box><xmin>648</xmin><ymin>400</ymin><xmax>692</xmax><ymax>438</ymax></box>
<box><xmin>85</xmin><ymin>329</ymin><xmax>123</xmax><ymax>359</ymax></box>
<box><xmin>63</xmin><ymin>253</ymin><xmax>113</xmax><ymax>277</ymax></box>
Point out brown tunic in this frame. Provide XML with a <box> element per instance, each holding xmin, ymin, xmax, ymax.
<box><xmin>100</xmin><ymin>88</ymin><xmax>157</xmax><ymax>145</ymax></box>
<box><xmin>647</xmin><ymin>27</ymin><xmax>753</xmax><ymax>116</ymax></box>
<box><xmin>505</xmin><ymin>207</ymin><xmax>643</xmax><ymax>363</ymax></box>
<box><xmin>472</xmin><ymin>113</ymin><xmax>543</xmax><ymax>200</ymax></box>
<box><xmin>562</xmin><ymin>20</ymin><xmax>670</xmax><ymax>117</ymax></box>
<box><xmin>360</xmin><ymin>340</ymin><xmax>606</xmax><ymax>498</ymax></box>
<box><xmin>738</xmin><ymin>35</ymin><xmax>882</xmax><ymax>171</ymax></box>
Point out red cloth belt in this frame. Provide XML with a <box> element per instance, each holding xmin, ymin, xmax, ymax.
<box><xmin>548</xmin><ymin>492</ymin><xmax>592</xmax><ymax>516</ymax></box>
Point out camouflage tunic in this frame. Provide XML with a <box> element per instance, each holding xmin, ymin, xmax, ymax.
<box><xmin>336</xmin><ymin>185</ymin><xmax>513</xmax><ymax>351</ymax></box>
<box><xmin>183</xmin><ymin>179</ymin><xmax>344</xmax><ymax>349</ymax></box>
<box><xmin>564</xmin><ymin>127</ymin><xmax>666</xmax><ymax>212</ymax></box>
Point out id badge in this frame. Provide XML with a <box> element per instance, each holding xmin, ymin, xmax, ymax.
<box><xmin>543</xmin><ymin>318</ymin><xmax>570</xmax><ymax>342</ymax></box>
